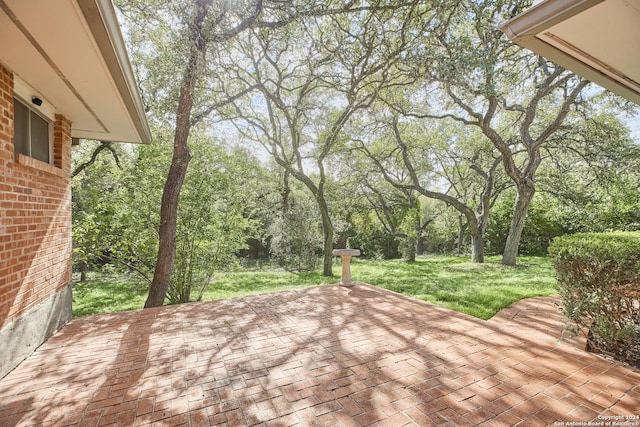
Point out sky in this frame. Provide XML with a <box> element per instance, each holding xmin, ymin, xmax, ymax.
<box><xmin>627</xmin><ymin>116</ymin><xmax>640</xmax><ymax>142</ymax></box>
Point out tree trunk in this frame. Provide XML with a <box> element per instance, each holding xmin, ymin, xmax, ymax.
<box><xmin>318</xmin><ymin>196</ymin><xmax>334</xmax><ymax>277</ymax></box>
<box><xmin>322</xmin><ymin>227</ymin><xmax>334</xmax><ymax>276</ymax></box>
<box><xmin>466</xmin><ymin>212</ymin><xmax>485</xmax><ymax>263</ymax></box>
<box><xmin>414</xmin><ymin>215</ymin><xmax>424</xmax><ymax>256</ymax></box>
<box><xmin>281</xmin><ymin>170</ymin><xmax>290</xmax><ymax>211</ymax></box>
<box><xmin>502</xmin><ymin>183</ymin><xmax>535</xmax><ymax>266</ymax></box>
<box><xmin>405</xmin><ymin>237</ymin><xmax>417</xmax><ymax>263</ymax></box>
<box><xmin>416</xmin><ymin>235</ymin><xmax>426</xmax><ymax>256</ymax></box>
<box><xmin>457</xmin><ymin>215</ymin><xmax>467</xmax><ymax>256</ymax></box>
<box><xmin>470</xmin><ymin>228</ymin><xmax>484</xmax><ymax>263</ymax></box>
<box><xmin>144</xmin><ymin>143</ymin><xmax>193</xmax><ymax>308</ymax></box>
<box><xmin>144</xmin><ymin>1</ymin><xmax>211</xmax><ymax>308</ymax></box>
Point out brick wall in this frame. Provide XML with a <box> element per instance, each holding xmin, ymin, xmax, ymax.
<box><xmin>0</xmin><ymin>62</ymin><xmax>72</xmax><ymax>332</ymax></box>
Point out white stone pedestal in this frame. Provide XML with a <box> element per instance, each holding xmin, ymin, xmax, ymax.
<box><xmin>332</xmin><ymin>249</ymin><xmax>361</xmax><ymax>287</ymax></box>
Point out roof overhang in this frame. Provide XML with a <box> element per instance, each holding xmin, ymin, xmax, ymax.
<box><xmin>0</xmin><ymin>0</ymin><xmax>151</xmax><ymax>144</ymax></box>
<box><xmin>500</xmin><ymin>0</ymin><xmax>640</xmax><ymax>105</ymax></box>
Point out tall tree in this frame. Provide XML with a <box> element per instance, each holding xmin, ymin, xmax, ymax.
<box><xmin>221</xmin><ymin>3</ymin><xmax>436</xmax><ymax>275</ymax></box>
<box><xmin>144</xmin><ymin>0</ymin><xmax>216</xmax><ymax>307</ymax></box>
<box><xmin>358</xmin><ymin>118</ymin><xmax>504</xmax><ymax>263</ymax></box>
<box><xmin>387</xmin><ymin>0</ymin><xmax>590</xmax><ymax>265</ymax></box>
<box><xmin>124</xmin><ymin>0</ymin><xmax>271</xmax><ymax>307</ymax></box>
<box><xmin>120</xmin><ymin>0</ymin><xmax>319</xmax><ymax>306</ymax></box>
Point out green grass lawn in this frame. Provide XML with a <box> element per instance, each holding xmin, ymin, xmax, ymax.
<box><xmin>352</xmin><ymin>255</ymin><xmax>556</xmax><ymax>319</ymax></box>
<box><xmin>71</xmin><ymin>270</ymin><xmax>336</xmax><ymax>317</ymax></box>
<box><xmin>72</xmin><ymin>255</ymin><xmax>557</xmax><ymax>320</ymax></box>
<box><xmin>72</xmin><ymin>278</ymin><xmax>148</xmax><ymax>317</ymax></box>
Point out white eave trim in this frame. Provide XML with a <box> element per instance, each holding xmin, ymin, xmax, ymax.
<box><xmin>77</xmin><ymin>0</ymin><xmax>151</xmax><ymax>144</ymax></box>
<box><xmin>500</xmin><ymin>0</ymin><xmax>604</xmax><ymax>41</ymax></box>
<box><xmin>500</xmin><ymin>0</ymin><xmax>640</xmax><ymax>105</ymax></box>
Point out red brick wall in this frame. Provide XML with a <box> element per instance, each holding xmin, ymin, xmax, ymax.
<box><xmin>0</xmin><ymin>63</ymin><xmax>73</xmax><ymax>328</ymax></box>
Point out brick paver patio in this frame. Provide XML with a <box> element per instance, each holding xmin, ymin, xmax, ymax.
<box><xmin>0</xmin><ymin>283</ymin><xmax>638</xmax><ymax>426</ymax></box>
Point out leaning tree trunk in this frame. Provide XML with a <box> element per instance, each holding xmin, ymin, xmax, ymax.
<box><xmin>145</xmin><ymin>150</ymin><xmax>192</xmax><ymax>308</ymax></box>
<box><xmin>502</xmin><ymin>183</ymin><xmax>536</xmax><ymax>266</ymax></box>
<box><xmin>144</xmin><ymin>0</ymin><xmax>211</xmax><ymax>308</ymax></box>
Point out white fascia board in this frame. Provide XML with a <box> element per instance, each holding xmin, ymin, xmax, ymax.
<box><xmin>77</xmin><ymin>0</ymin><xmax>151</xmax><ymax>144</ymax></box>
<box><xmin>500</xmin><ymin>0</ymin><xmax>640</xmax><ymax>105</ymax></box>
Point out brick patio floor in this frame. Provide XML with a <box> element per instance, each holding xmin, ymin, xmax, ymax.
<box><xmin>1</xmin><ymin>283</ymin><xmax>639</xmax><ymax>427</ymax></box>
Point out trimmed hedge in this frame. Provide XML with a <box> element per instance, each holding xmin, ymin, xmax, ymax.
<box><xmin>548</xmin><ymin>232</ymin><xmax>640</xmax><ymax>368</ymax></box>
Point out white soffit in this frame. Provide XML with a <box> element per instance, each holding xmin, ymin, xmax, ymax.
<box><xmin>500</xmin><ymin>0</ymin><xmax>640</xmax><ymax>105</ymax></box>
<box><xmin>0</xmin><ymin>0</ymin><xmax>151</xmax><ymax>144</ymax></box>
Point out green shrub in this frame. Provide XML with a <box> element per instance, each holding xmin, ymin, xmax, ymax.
<box><xmin>548</xmin><ymin>232</ymin><xmax>640</xmax><ymax>368</ymax></box>
<box><xmin>348</xmin><ymin>221</ymin><xmax>400</xmax><ymax>260</ymax></box>
<box><xmin>269</xmin><ymin>197</ymin><xmax>323</xmax><ymax>272</ymax></box>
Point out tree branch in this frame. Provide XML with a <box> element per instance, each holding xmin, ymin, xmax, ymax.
<box><xmin>72</xmin><ymin>141</ymin><xmax>120</xmax><ymax>178</ymax></box>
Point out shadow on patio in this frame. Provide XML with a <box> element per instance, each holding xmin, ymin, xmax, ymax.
<box><xmin>0</xmin><ymin>283</ymin><xmax>638</xmax><ymax>426</ymax></box>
